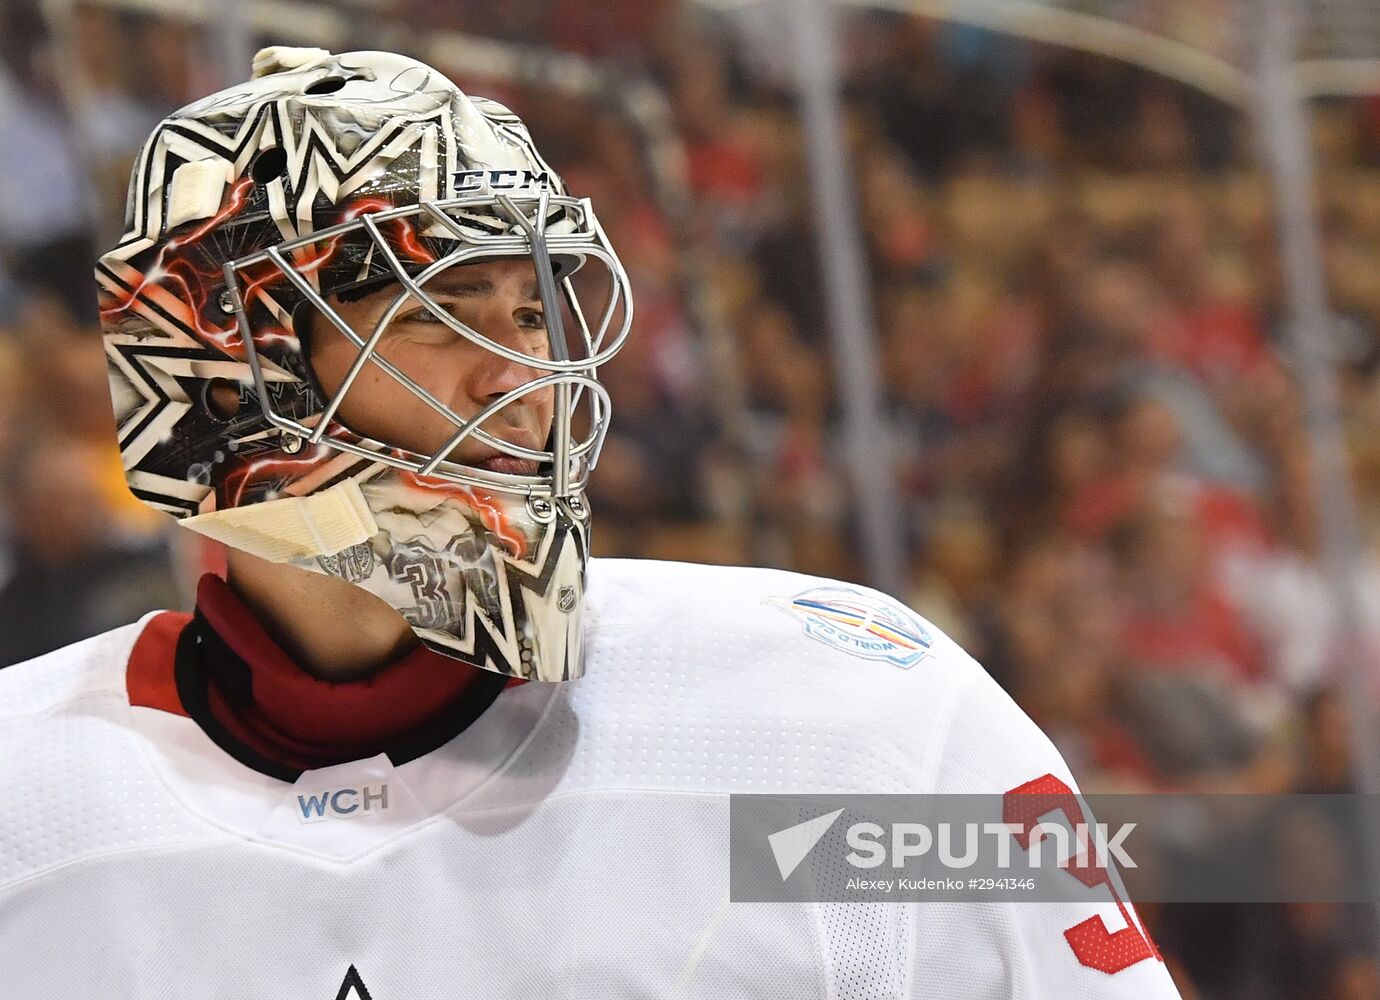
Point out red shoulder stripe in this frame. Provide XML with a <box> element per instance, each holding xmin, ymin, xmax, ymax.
<box><xmin>126</xmin><ymin>611</ymin><xmax>193</xmax><ymax>717</ymax></box>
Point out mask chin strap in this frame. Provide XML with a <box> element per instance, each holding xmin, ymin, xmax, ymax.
<box><xmin>182</xmin><ymin>480</ymin><xmax>378</xmax><ymax>563</ymax></box>
<box><xmin>495</xmin><ymin>191</ymin><xmax>574</xmax><ymax>497</ymax></box>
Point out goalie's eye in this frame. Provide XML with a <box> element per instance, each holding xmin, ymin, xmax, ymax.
<box><xmin>514</xmin><ymin>307</ymin><xmax>546</xmax><ymax>331</ymax></box>
<box><xmin>398</xmin><ymin>303</ymin><xmax>452</xmax><ymax>325</ymax></box>
<box><xmin>396</xmin><ymin>302</ymin><xmax>547</xmax><ymax>334</ymax></box>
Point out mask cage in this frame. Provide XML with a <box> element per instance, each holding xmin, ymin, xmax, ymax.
<box><xmin>221</xmin><ymin>191</ymin><xmax>632</xmax><ymax>498</ymax></box>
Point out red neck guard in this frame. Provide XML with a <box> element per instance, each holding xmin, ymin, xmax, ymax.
<box><xmin>188</xmin><ymin>573</ymin><xmax>521</xmax><ymax>776</ymax></box>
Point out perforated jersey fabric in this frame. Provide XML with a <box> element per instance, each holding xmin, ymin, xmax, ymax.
<box><xmin>0</xmin><ymin>558</ymin><xmax>1182</xmax><ymax>999</ymax></box>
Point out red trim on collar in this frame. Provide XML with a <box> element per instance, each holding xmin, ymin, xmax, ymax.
<box><xmin>126</xmin><ymin>611</ymin><xmax>193</xmax><ymax>717</ymax></box>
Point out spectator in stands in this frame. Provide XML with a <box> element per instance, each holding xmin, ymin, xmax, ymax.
<box><xmin>0</xmin><ymin>432</ymin><xmax>180</xmax><ymax>667</ymax></box>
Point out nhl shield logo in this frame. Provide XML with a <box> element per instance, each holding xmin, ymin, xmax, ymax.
<box><xmin>557</xmin><ymin>585</ymin><xmax>577</xmax><ymax>613</ymax></box>
<box><xmin>771</xmin><ymin>586</ymin><xmax>932</xmax><ymax>668</ymax></box>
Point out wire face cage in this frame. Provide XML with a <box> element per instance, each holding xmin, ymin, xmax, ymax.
<box><xmin>225</xmin><ymin>189</ymin><xmax>633</xmax><ymax>498</ymax></box>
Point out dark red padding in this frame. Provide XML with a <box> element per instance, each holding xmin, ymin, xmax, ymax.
<box><xmin>127</xmin><ymin>574</ymin><xmax>524</xmax><ymax>775</ymax></box>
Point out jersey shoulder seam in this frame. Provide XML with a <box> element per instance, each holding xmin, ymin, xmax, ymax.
<box><xmin>0</xmin><ymin>838</ymin><xmax>218</xmax><ymax>896</ymax></box>
<box><xmin>0</xmin><ymin>686</ymin><xmax>123</xmax><ymax>723</ymax></box>
<box><xmin>913</xmin><ymin>652</ymin><xmax>982</xmax><ymax>792</ymax></box>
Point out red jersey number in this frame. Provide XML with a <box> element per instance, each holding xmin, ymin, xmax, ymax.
<box><xmin>1002</xmin><ymin>774</ymin><xmax>1163</xmax><ymax>974</ymax></box>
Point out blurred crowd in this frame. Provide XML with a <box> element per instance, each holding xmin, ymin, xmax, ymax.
<box><xmin>4</xmin><ymin>2</ymin><xmax>1380</xmax><ymax>997</ymax></box>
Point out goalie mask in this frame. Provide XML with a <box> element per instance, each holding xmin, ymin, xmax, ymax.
<box><xmin>95</xmin><ymin>47</ymin><xmax>632</xmax><ymax>681</ymax></box>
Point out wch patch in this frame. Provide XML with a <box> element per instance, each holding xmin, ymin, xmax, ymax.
<box><xmin>771</xmin><ymin>586</ymin><xmax>932</xmax><ymax>668</ymax></box>
<box><xmin>296</xmin><ymin>782</ymin><xmax>392</xmax><ymax>823</ymax></box>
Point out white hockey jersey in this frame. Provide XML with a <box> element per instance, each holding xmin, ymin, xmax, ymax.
<box><xmin>0</xmin><ymin>559</ymin><xmax>1182</xmax><ymax>999</ymax></box>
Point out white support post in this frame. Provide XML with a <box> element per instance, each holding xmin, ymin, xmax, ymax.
<box><xmin>211</xmin><ymin>2</ymin><xmax>253</xmax><ymax>90</ymax></box>
<box><xmin>786</xmin><ymin>0</ymin><xmax>906</xmax><ymax>597</ymax></box>
<box><xmin>1255</xmin><ymin>0</ymin><xmax>1380</xmax><ymax>945</ymax></box>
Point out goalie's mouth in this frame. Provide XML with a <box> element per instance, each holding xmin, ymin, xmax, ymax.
<box><xmin>470</xmin><ymin>454</ymin><xmax>540</xmax><ymax>477</ymax></box>
<box><xmin>464</xmin><ymin>432</ymin><xmax>545</xmax><ymax>477</ymax></box>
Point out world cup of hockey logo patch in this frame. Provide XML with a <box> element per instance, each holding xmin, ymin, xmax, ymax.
<box><xmin>771</xmin><ymin>586</ymin><xmax>932</xmax><ymax>668</ymax></box>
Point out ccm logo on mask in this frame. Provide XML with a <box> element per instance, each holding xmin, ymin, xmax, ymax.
<box><xmin>454</xmin><ymin>168</ymin><xmax>555</xmax><ymax>193</ymax></box>
<box><xmin>296</xmin><ymin>783</ymin><xmax>391</xmax><ymax>823</ymax></box>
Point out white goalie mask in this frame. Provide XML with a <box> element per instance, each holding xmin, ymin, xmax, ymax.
<box><xmin>94</xmin><ymin>47</ymin><xmax>632</xmax><ymax>681</ymax></box>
